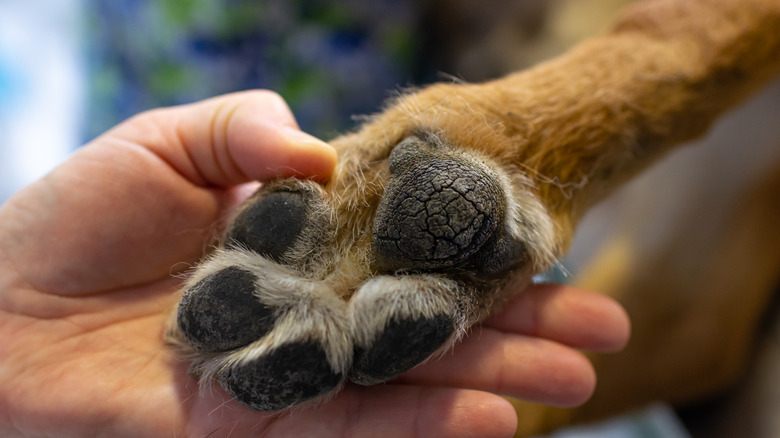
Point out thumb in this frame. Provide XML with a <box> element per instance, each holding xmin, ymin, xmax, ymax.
<box><xmin>110</xmin><ymin>90</ymin><xmax>338</xmax><ymax>187</ymax></box>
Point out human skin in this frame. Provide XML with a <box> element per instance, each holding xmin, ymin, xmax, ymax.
<box><xmin>0</xmin><ymin>90</ymin><xmax>629</xmax><ymax>438</ymax></box>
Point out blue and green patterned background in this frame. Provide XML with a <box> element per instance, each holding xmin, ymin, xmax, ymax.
<box><xmin>84</xmin><ymin>0</ymin><xmax>422</xmax><ymax>139</ymax></box>
<box><xmin>0</xmin><ymin>0</ymin><xmax>425</xmax><ymax>202</ymax></box>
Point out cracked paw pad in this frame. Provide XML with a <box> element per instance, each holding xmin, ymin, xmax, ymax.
<box><xmin>372</xmin><ymin>135</ymin><xmax>513</xmax><ymax>274</ymax></box>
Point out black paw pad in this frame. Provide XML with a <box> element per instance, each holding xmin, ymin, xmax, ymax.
<box><xmin>226</xmin><ymin>190</ymin><xmax>307</xmax><ymax>262</ymax></box>
<box><xmin>219</xmin><ymin>342</ymin><xmax>343</xmax><ymax>411</ymax></box>
<box><xmin>372</xmin><ymin>135</ymin><xmax>506</xmax><ymax>273</ymax></box>
<box><xmin>177</xmin><ymin>267</ymin><xmax>275</xmax><ymax>352</ymax></box>
<box><xmin>350</xmin><ymin>314</ymin><xmax>455</xmax><ymax>385</ymax></box>
<box><xmin>472</xmin><ymin>231</ymin><xmax>527</xmax><ymax>277</ymax></box>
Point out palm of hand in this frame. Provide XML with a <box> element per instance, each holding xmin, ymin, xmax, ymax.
<box><xmin>0</xmin><ymin>92</ymin><xmax>628</xmax><ymax>438</ymax></box>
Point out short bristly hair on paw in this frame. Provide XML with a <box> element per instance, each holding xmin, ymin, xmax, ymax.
<box><xmin>165</xmin><ymin>128</ymin><xmax>556</xmax><ymax>412</ymax></box>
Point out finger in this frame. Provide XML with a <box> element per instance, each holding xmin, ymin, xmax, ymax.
<box><xmin>487</xmin><ymin>283</ymin><xmax>631</xmax><ymax>352</ymax></box>
<box><xmin>270</xmin><ymin>386</ymin><xmax>518</xmax><ymax>438</ymax></box>
<box><xmin>398</xmin><ymin>328</ymin><xmax>597</xmax><ymax>408</ymax></box>
<box><xmin>111</xmin><ymin>90</ymin><xmax>338</xmax><ymax>187</ymax></box>
<box><xmin>187</xmin><ymin>384</ymin><xmax>517</xmax><ymax>438</ymax></box>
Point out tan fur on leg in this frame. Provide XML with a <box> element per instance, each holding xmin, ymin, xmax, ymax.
<box><xmin>166</xmin><ymin>0</ymin><xmax>780</xmax><ymax>425</ymax></box>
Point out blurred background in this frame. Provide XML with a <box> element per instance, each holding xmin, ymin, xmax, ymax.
<box><xmin>2</xmin><ymin>1</ymin><xmax>779</xmax><ymax>437</ymax></box>
<box><xmin>0</xmin><ymin>0</ymin><xmax>84</xmax><ymax>202</ymax></box>
<box><xmin>0</xmin><ymin>0</ymin><xmax>616</xmax><ymax>203</ymax></box>
<box><xmin>0</xmin><ymin>0</ymin><xmax>429</xmax><ymax>203</ymax></box>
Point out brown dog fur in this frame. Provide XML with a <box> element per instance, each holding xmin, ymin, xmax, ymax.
<box><xmin>332</xmin><ymin>0</ymin><xmax>780</xmax><ymax>254</ymax></box>
<box><xmin>325</xmin><ymin>0</ymin><xmax>780</xmax><ymax>434</ymax></box>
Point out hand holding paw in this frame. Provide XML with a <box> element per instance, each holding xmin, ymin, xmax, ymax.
<box><xmin>0</xmin><ymin>91</ymin><xmax>628</xmax><ymax>438</ymax></box>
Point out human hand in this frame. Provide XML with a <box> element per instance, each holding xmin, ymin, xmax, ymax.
<box><xmin>0</xmin><ymin>90</ymin><xmax>629</xmax><ymax>438</ymax></box>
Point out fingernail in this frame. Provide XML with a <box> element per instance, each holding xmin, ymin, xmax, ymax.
<box><xmin>280</xmin><ymin>126</ymin><xmax>338</xmax><ymax>180</ymax></box>
<box><xmin>281</xmin><ymin>126</ymin><xmax>335</xmax><ymax>153</ymax></box>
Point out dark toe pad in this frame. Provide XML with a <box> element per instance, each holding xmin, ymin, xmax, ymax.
<box><xmin>350</xmin><ymin>314</ymin><xmax>455</xmax><ymax>385</ymax></box>
<box><xmin>219</xmin><ymin>342</ymin><xmax>343</xmax><ymax>411</ymax></box>
<box><xmin>177</xmin><ymin>267</ymin><xmax>275</xmax><ymax>352</ymax></box>
<box><xmin>226</xmin><ymin>190</ymin><xmax>307</xmax><ymax>262</ymax></box>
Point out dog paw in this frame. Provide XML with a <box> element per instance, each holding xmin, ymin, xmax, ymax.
<box><xmin>172</xmin><ymin>181</ymin><xmax>352</xmax><ymax>411</ymax></box>
<box><xmin>167</xmin><ymin>129</ymin><xmax>554</xmax><ymax>411</ymax></box>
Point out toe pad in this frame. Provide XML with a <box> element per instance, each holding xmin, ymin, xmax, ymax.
<box><xmin>350</xmin><ymin>314</ymin><xmax>454</xmax><ymax>385</ymax></box>
<box><xmin>177</xmin><ymin>267</ymin><xmax>275</xmax><ymax>352</ymax></box>
<box><xmin>220</xmin><ymin>342</ymin><xmax>343</xmax><ymax>411</ymax></box>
